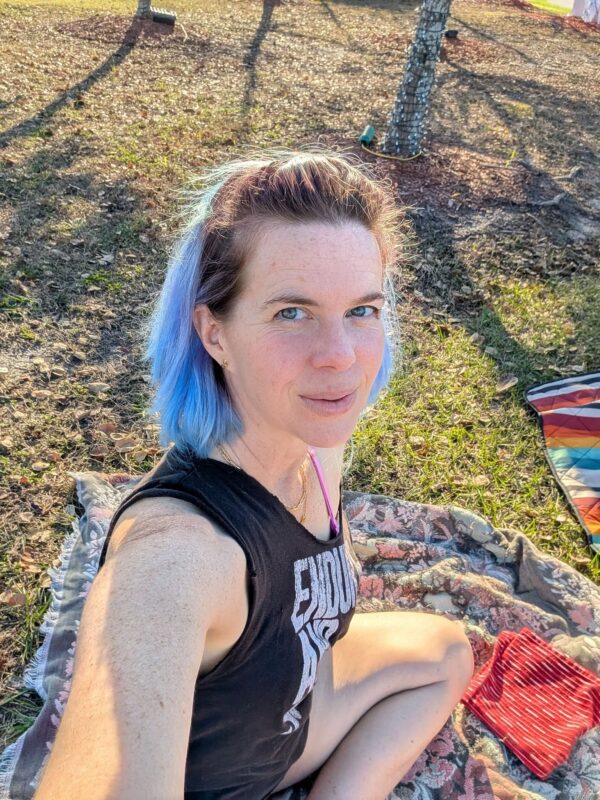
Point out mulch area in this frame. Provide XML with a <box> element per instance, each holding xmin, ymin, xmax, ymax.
<box><xmin>53</xmin><ymin>14</ymin><xmax>212</xmax><ymax>49</ymax></box>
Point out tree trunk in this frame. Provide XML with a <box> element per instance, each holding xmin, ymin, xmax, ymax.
<box><xmin>381</xmin><ymin>0</ymin><xmax>452</xmax><ymax>157</ymax></box>
<box><xmin>136</xmin><ymin>0</ymin><xmax>152</xmax><ymax>18</ymax></box>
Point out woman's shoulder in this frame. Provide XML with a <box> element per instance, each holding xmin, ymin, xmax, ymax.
<box><xmin>105</xmin><ymin>495</ymin><xmax>247</xmax><ymax>570</ymax></box>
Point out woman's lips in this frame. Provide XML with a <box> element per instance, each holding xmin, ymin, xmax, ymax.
<box><xmin>300</xmin><ymin>389</ymin><xmax>357</xmax><ymax>416</ymax></box>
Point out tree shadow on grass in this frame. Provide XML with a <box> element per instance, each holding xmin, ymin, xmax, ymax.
<box><xmin>0</xmin><ymin>133</ymin><xmax>155</xmax><ymax>366</ymax></box>
<box><xmin>242</xmin><ymin>0</ymin><xmax>282</xmax><ymax>113</ymax></box>
<box><xmin>0</xmin><ymin>16</ymin><xmax>147</xmax><ymax>150</ymax></box>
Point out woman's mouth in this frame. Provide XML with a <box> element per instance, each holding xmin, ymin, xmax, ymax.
<box><xmin>299</xmin><ymin>389</ymin><xmax>357</xmax><ymax>416</ymax></box>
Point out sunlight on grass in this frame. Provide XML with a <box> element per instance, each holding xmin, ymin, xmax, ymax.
<box><xmin>527</xmin><ymin>0</ymin><xmax>571</xmax><ymax>14</ymax></box>
<box><xmin>347</xmin><ymin>284</ymin><xmax>600</xmax><ymax>584</ymax></box>
<box><xmin>0</xmin><ymin>0</ymin><xmax>222</xmax><ymax>12</ymax></box>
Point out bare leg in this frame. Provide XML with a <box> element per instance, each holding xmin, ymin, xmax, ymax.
<box><xmin>307</xmin><ymin>679</ymin><xmax>457</xmax><ymax>800</ymax></box>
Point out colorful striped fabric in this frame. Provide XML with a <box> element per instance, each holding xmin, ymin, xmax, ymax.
<box><xmin>462</xmin><ymin>626</ymin><xmax>600</xmax><ymax>780</ymax></box>
<box><xmin>526</xmin><ymin>371</ymin><xmax>600</xmax><ymax>555</ymax></box>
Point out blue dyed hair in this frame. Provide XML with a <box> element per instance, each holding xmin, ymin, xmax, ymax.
<box><xmin>143</xmin><ymin>147</ymin><xmax>404</xmax><ymax>459</ymax></box>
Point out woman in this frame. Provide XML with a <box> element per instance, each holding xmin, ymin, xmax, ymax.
<box><xmin>34</xmin><ymin>148</ymin><xmax>474</xmax><ymax>800</ymax></box>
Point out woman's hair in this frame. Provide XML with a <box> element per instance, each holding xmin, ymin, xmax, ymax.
<box><xmin>143</xmin><ymin>145</ymin><xmax>405</xmax><ymax>459</ymax></box>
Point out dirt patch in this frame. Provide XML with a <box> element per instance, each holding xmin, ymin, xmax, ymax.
<box><xmin>320</xmin><ymin>135</ymin><xmax>597</xmax><ymax>244</ymax></box>
<box><xmin>371</xmin><ymin>31</ymin><xmax>503</xmax><ymax>62</ymax></box>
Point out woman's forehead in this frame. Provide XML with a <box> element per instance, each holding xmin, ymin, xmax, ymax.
<box><xmin>242</xmin><ymin>219</ymin><xmax>383</xmax><ymax>296</ymax></box>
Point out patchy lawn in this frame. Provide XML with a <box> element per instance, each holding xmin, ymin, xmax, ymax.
<box><xmin>1</xmin><ymin>0</ymin><xmax>599</xmax><ymax>745</ymax></box>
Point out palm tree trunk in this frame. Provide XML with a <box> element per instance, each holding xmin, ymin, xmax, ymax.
<box><xmin>381</xmin><ymin>0</ymin><xmax>452</xmax><ymax>157</ymax></box>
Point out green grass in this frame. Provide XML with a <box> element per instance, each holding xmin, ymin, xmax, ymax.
<box><xmin>348</xmin><ymin>273</ymin><xmax>600</xmax><ymax>573</ymax></box>
<box><xmin>527</xmin><ymin>0</ymin><xmax>571</xmax><ymax>14</ymax></box>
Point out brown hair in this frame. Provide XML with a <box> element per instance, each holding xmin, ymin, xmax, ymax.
<box><xmin>184</xmin><ymin>146</ymin><xmax>404</xmax><ymax>319</ymax></box>
<box><xmin>146</xmin><ymin>146</ymin><xmax>404</xmax><ymax>458</ymax></box>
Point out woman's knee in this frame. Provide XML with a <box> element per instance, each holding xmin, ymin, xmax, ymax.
<box><xmin>399</xmin><ymin>612</ymin><xmax>474</xmax><ymax>684</ymax></box>
<box><xmin>436</xmin><ymin>618</ymin><xmax>475</xmax><ymax>690</ymax></box>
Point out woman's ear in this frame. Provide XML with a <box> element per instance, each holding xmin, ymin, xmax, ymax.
<box><xmin>192</xmin><ymin>305</ymin><xmax>227</xmax><ymax>365</ymax></box>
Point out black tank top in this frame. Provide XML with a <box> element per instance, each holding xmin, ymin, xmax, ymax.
<box><xmin>96</xmin><ymin>445</ymin><xmax>362</xmax><ymax>799</ymax></box>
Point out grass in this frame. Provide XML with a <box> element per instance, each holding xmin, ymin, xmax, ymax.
<box><xmin>527</xmin><ymin>0</ymin><xmax>571</xmax><ymax>14</ymax></box>
<box><xmin>0</xmin><ymin>0</ymin><xmax>599</xmax><ymax>752</ymax></box>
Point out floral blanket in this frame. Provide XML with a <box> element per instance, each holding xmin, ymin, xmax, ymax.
<box><xmin>1</xmin><ymin>471</ymin><xmax>599</xmax><ymax>800</ymax></box>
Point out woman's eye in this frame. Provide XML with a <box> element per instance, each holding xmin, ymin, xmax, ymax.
<box><xmin>276</xmin><ymin>306</ymin><xmax>381</xmax><ymax>321</ymax></box>
<box><xmin>277</xmin><ymin>307</ymin><xmax>306</xmax><ymax>321</ymax></box>
<box><xmin>349</xmin><ymin>305</ymin><xmax>380</xmax><ymax>318</ymax></box>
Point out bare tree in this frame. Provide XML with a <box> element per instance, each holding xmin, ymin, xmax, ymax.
<box><xmin>381</xmin><ymin>0</ymin><xmax>452</xmax><ymax>157</ymax></box>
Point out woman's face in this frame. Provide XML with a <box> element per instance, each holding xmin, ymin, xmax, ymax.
<box><xmin>197</xmin><ymin>219</ymin><xmax>386</xmax><ymax>449</ymax></box>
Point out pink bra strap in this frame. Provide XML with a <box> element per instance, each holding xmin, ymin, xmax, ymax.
<box><xmin>308</xmin><ymin>449</ymin><xmax>340</xmax><ymax>536</ymax></box>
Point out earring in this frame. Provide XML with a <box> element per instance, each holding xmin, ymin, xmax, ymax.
<box><xmin>221</xmin><ymin>358</ymin><xmax>229</xmax><ymax>369</ymax></box>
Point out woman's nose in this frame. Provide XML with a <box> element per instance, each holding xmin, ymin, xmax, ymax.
<box><xmin>311</xmin><ymin>321</ymin><xmax>357</xmax><ymax>371</ymax></box>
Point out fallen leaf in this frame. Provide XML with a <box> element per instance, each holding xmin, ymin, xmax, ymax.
<box><xmin>109</xmin><ymin>431</ymin><xmax>130</xmax><ymax>440</ymax></box>
<box><xmin>88</xmin><ymin>382</ymin><xmax>111</xmax><ymax>394</ymax></box>
<box><xmin>472</xmin><ymin>475</ymin><xmax>490</xmax><ymax>486</ymax></box>
<box><xmin>30</xmin><ymin>530</ymin><xmax>51</xmax><ymax>543</ymax></box>
<box><xmin>31</xmin><ymin>461</ymin><xmax>51</xmax><ymax>472</ymax></box>
<box><xmin>97</xmin><ymin>421</ymin><xmax>118</xmax><ymax>434</ymax></box>
<box><xmin>20</xmin><ymin>549</ymin><xmax>42</xmax><ymax>574</ymax></box>
<box><xmin>0</xmin><ymin>591</ymin><xmax>27</xmax><ymax>606</ymax></box>
<box><xmin>571</xmin><ymin>555</ymin><xmax>589</xmax><ymax>565</ymax></box>
<box><xmin>113</xmin><ymin>437</ymin><xmax>136</xmax><ymax>452</ymax></box>
<box><xmin>31</xmin><ymin>389</ymin><xmax>52</xmax><ymax>400</ymax></box>
<box><xmin>496</xmin><ymin>375</ymin><xmax>519</xmax><ymax>394</ymax></box>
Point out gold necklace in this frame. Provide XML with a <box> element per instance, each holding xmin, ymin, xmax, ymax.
<box><xmin>217</xmin><ymin>444</ymin><xmax>308</xmax><ymax>522</ymax></box>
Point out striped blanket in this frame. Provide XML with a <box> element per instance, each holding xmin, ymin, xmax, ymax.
<box><xmin>526</xmin><ymin>371</ymin><xmax>600</xmax><ymax>555</ymax></box>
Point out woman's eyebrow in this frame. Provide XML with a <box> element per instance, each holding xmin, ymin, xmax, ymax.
<box><xmin>261</xmin><ymin>291</ymin><xmax>385</xmax><ymax>310</ymax></box>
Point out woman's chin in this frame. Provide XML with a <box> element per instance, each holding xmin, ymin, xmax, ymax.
<box><xmin>299</xmin><ymin>419</ymin><xmax>359</xmax><ymax>450</ymax></box>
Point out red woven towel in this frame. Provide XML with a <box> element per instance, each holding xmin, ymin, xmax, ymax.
<box><xmin>461</xmin><ymin>626</ymin><xmax>600</xmax><ymax>779</ymax></box>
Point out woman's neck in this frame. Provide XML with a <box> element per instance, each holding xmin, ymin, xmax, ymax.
<box><xmin>211</xmin><ymin>432</ymin><xmax>344</xmax><ymax>513</ymax></box>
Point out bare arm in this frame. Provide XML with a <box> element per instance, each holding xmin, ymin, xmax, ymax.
<box><xmin>33</xmin><ymin>510</ymin><xmax>246</xmax><ymax>800</ymax></box>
